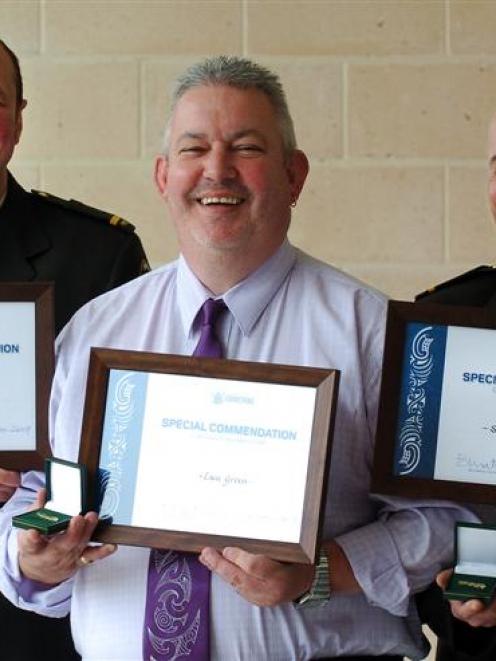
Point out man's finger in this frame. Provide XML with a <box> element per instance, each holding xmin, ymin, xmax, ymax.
<box><xmin>0</xmin><ymin>469</ymin><xmax>21</xmax><ymax>488</ymax></box>
<box><xmin>222</xmin><ymin>546</ymin><xmax>272</xmax><ymax>579</ymax></box>
<box><xmin>451</xmin><ymin>598</ymin><xmax>486</xmax><ymax>621</ymax></box>
<box><xmin>77</xmin><ymin>543</ymin><xmax>117</xmax><ymax>567</ymax></box>
<box><xmin>436</xmin><ymin>568</ymin><xmax>452</xmax><ymax>590</ymax></box>
<box><xmin>19</xmin><ymin>528</ymin><xmax>46</xmax><ymax>555</ymax></box>
<box><xmin>200</xmin><ymin>547</ymin><xmax>245</xmax><ymax>590</ymax></box>
<box><xmin>29</xmin><ymin>488</ymin><xmax>47</xmax><ymax>511</ymax></box>
<box><xmin>0</xmin><ymin>486</ymin><xmax>15</xmax><ymax>501</ymax></box>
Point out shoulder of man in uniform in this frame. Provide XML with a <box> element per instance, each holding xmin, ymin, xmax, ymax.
<box><xmin>415</xmin><ymin>265</ymin><xmax>496</xmax><ymax>300</ymax></box>
<box><xmin>30</xmin><ymin>189</ymin><xmax>137</xmax><ymax>234</ymax></box>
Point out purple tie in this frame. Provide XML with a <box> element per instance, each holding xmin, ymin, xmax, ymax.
<box><xmin>192</xmin><ymin>299</ymin><xmax>227</xmax><ymax>359</ymax></box>
<box><xmin>142</xmin><ymin>299</ymin><xmax>226</xmax><ymax>661</ymax></box>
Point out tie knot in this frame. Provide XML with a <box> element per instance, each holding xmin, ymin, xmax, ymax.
<box><xmin>199</xmin><ymin>298</ymin><xmax>226</xmax><ymax>327</ymax></box>
<box><xmin>193</xmin><ymin>298</ymin><xmax>227</xmax><ymax>358</ymax></box>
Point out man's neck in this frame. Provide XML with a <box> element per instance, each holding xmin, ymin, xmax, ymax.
<box><xmin>183</xmin><ymin>241</ymin><xmax>285</xmax><ymax>295</ymax></box>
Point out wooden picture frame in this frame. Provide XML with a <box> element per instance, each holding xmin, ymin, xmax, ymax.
<box><xmin>80</xmin><ymin>348</ymin><xmax>339</xmax><ymax>563</ymax></box>
<box><xmin>372</xmin><ymin>300</ymin><xmax>496</xmax><ymax>504</ymax></box>
<box><xmin>0</xmin><ymin>283</ymin><xmax>54</xmax><ymax>470</ymax></box>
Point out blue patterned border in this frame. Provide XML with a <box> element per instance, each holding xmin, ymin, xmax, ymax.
<box><xmin>393</xmin><ymin>322</ymin><xmax>447</xmax><ymax>478</ymax></box>
<box><xmin>99</xmin><ymin>369</ymin><xmax>148</xmax><ymax>523</ymax></box>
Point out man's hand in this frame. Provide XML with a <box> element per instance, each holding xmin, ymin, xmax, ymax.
<box><xmin>199</xmin><ymin>546</ymin><xmax>315</xmax><ymax>607</ymax></box>
<box><xmin>437</xmin><ymin>568</ymin><xmax>496</xmax><ymax>628</ymax></box>
<box><xmin>0</xmin><ymin>468</ymin><xmax>20</xmax><ymax>502</ymax></box>
<box><xmin>18</xmin><ymin>489</ymin><xmax>116</xmax><ymax>585</ymax></box>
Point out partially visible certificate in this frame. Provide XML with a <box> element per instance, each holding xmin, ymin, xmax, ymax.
<box><xmin>0</xmin><ymin>283</ymin><xmax>54</xmax><ymax>470</ymax></box>
<box><xmin>372</xmin><ymin>301</ymin><xmax>496</xmax><ymax>504</ymax></box>
<box><xmin>435</xmin><ymin>327</ymin><xmax>496</xmax><ymax>484</ymax></box>
<box><xmin>80</xmin><ymin>349</ymin><xmax>339</xmax><ymax>563</ymax></box>
<box><xmin>0</xmin><ymin>302</ymin><xmax>36</xmax><ymax>451</ymax></box>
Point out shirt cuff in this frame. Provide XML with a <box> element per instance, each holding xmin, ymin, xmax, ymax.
<box><xmin>336</xmin><ymin>522</ymin><xmax>410</xmax><ymax>617</ymax></box>
<box><xmin>3</xmin><ymin>526</ymin><xmax>72</xmax><ymax>617</ymax></box>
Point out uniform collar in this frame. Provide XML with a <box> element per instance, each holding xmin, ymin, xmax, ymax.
<box><xmin>177</xmin><ymin>240</ymin><xmax>297</xmax><ymax>339</ymax></box>
<box><xmin>0</xmin><ymin>172</ymin><xmax>52</xmax><ymax>281</ymax></box>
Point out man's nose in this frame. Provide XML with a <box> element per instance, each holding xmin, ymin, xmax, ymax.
<box><xmin>203</xmin><ymin>146</ymin><xmax>236</xmax><ymax>181</ymax></box>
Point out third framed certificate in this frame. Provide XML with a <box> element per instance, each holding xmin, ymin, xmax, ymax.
<box><xmin>372</xmin><ymin>301</ymin><xmax>496</xmax><ymax>504</ymax></box>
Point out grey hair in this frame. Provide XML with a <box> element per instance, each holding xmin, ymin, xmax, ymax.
<box><xmin>162</xmin><ymin>56</ymin><xmax>297</xmax><ymax>158</ymax></box>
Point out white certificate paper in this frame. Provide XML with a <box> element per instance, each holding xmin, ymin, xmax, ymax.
<box><xmin>104</xmin><ymin>371</ymin><xmax>317</xmax><ymax>543</ymax></box>
<box><xmin>435</xmin><ymin>326</ymin><xmax>496</xmax><ymax>484</ymax></box>
<box><xmin>0</xmin><ymin>302</ymin><xmax>36</xmax><ymax>451</ymax></box>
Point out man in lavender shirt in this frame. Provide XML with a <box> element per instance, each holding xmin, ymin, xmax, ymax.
<box><xmin>0</xmin><ymin>56</ymin><xmax>475</xmax><ymax>660</ymax></box>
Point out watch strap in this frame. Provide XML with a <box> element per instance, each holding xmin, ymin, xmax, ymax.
<box><xmin>294</xmin><ymin>548</ymin><xmax>330</xmax><ymax>608</ymax></box>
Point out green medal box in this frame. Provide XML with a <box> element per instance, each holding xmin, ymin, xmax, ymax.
<box><xmin>445</xmin><ymin>522</ymin><xmax>496</xmax><ymax>604</ymax></box>
<box><xmin>13</xmin><ymin>458</ymin><xmax>87</xmax><ymax>535</ymax></box>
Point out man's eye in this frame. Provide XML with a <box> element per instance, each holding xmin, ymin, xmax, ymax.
<box><xmin>179</xmin><ymin>146</ymin><xmax>206</xmax><ymax>154</ymax></box>
<box><xmin>234</xmin><ymin>144</ymin><xmax>264</xmax><ymax>154</ymax></box>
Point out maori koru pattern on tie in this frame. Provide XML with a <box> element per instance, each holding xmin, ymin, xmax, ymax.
<box><xmin>143</xmin><ymin>298</ymin><xmax>226</xmax><ymax>660</ymax></box>
<box><xmin>144</xmin><ymin>550</ymin><xmax>208</xmax><ymax>661</ymax></box>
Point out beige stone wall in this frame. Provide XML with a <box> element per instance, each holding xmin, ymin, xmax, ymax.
<box><xmin>3</xmin><ymin>0</ymin><xmax>496</xmax><ymax>300</ymax></box>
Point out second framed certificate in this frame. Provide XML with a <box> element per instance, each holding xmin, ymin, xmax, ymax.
<box><xmin>0</xmin><ymin>283</ymin><xmax>54</xmax><ymax>470</ymax></box>
<box><xmin>372</xmin><ymin>301</ymin><xmax>496</xmax><ymax>504</ymax></box>
<box><xmin>80</xmin><ymin>349</ymin><xmax>339</xmax><ymax>563</ymax></box>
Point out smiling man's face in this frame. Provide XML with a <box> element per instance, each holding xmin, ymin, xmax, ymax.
<box><xmin>155</xmin><ymin>84</ymin><xmax>307</xmax><ymax>274</ymax></box>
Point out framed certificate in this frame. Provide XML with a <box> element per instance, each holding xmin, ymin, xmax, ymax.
<box><xmin>372</xmin><ymin>300</ymin><xmax>496</xmax><ymax>504</ymax></box>
<box><xmin>79</xmin><ymin>348</ymin><xmax>339</xmax><ymax>563</ymax></box>
<box><xmin>0</xmin><ymin>283</ymin><xmax>54</xmax><ymax>470</ymax></box>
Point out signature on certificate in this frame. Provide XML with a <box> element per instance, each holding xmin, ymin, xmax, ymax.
<box><xmin>0</xmin><ymin>425</ymin><xmax>31</xmax><ymax>435</ymax></box>
<box><xmin>456</xmin><ymin>452</ymin><xmax>496</xmax><ymax>474</ymax></box>
<box><xmin>199</xmin><ymin>471</ymin><xmax>249</xmax><ymax>488</ymax></box>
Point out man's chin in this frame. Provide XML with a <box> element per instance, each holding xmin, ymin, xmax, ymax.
<box><xmin>191</xmin><ymin>228</ymin><xmax>253</xmax><ymax>253</ymax></box>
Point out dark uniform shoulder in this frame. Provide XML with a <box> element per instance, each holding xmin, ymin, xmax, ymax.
<box><xmin>31</xmin><ymin>189</ymin><xmax>137</xmax><ymax>234</ymax></box>
<box><xmin>416</xmin><ymin>266</ymin><xmax>496</xmax><ymax>305</ymax></box>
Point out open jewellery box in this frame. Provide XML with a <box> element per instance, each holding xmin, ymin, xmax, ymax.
<box><xmin>445</xmin><ymin>522</ymin><xmax>496</xmax><ymax>604</ymax></box>
<box><xmin>13</xmin><ymin>458</ymin><xmax>87</xmax><ymax>535</ymax></box>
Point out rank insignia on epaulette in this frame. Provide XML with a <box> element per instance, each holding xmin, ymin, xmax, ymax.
<box><xmin>31</xmin><ymin>189</ymin><xmax>137</xmax><ymax>233</ymax></box>
<box><xmin>140</xmin><ymin>256</ymin><xmax>151</xmax><ymax>274</ymax></box>
<box><xmin>415</xmin><ymin>265</ymin><xmax>495</xmax><ymax>301</ymax></box>
<box><xmin>109</xmin><ymin>214</ymin><xmax>133</xmax><ymax>230</ymax></box>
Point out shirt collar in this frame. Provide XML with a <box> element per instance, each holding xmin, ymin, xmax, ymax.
<box><xmin>177</xmin><ymin>239</ymin><xmax>297</xmax><ymax>339</ymax></box>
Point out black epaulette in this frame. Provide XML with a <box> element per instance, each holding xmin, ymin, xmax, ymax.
<box><xmin>31</xmin><ymin>189</ymin><xmax>137</xmax><ymax>233</ymax></box>
<box><xmin>416</xmin><ymin>265</ymin><xmax>496</xmax><ymax>300</ymax></box>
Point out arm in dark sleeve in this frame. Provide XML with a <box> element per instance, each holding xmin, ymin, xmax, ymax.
<box><xmin>106</xmin><ymin>233</ymin><xmax>150</xmax><ymax>289</ymax></box>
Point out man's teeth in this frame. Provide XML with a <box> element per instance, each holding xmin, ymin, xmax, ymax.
<box><xmin>200</xmin><ymin>196</ymin><xmax>242</xmax><ymax>205</ymax></box>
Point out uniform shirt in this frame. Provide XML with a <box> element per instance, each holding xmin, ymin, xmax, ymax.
<box><xmin>416</xmin><ymin>271</ymin><xmax>496</xmax><ymax>661</ymax></box>
<box><xmin>0</xmin><ymin>241</ymin><xmax>475</xmax><ymax>660</ymax></box>
<box><xmin>0</xmin><ymin>172</ymin><xmax>150</xmax><ymax>661</ymax></box>
<box><xmin>0</xmin><ymin>172</ymin><xmax>149</xmax><ymax>333</ymax></box>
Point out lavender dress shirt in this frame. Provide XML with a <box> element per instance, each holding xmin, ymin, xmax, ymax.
<box><xmin>0</xmin><ymin>241</ymin><xmax>476</xmax><ymax>660</ymax></box>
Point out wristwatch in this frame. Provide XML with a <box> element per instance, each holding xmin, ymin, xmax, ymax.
<box><xmin>294</xmin><ymin>548</ymin><xmax>330</xmax><ymax>608</ymax></box>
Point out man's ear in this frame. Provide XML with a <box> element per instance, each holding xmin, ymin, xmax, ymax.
<box><xmin>14</xmin><ymin>99</ymin><xmax>27</xmax><ymax>146</ymax></box>
<box><xmin>286</xmin><ymin>149</ymin><xmax>309</xmax><ymax>204</ymax></box>
<box><xmin>154</xmin><ymin>155</ymin><xmax>169</xmax><ymax>198</ymax></box>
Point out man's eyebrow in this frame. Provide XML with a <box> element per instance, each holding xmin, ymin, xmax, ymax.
<box><xmin>176</xmin><ymin>132</ymin><xmax>207</xmax><ymax>143</ymax></box>
<box><xmin>175</xmin><ymin>129</ymin><xmax>267</xmax><ymax>143</ymax></box>
<box><xmin>489</xmin><ymin>155</ymin><xmax>496</xmax><ymax>168</ymax></box>
<box><xmin>229</xmin><ymin>129</ymin><xmax>266</xmax><ymax>142</ymax></box>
